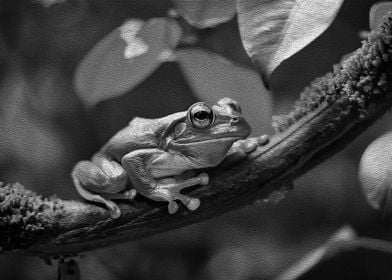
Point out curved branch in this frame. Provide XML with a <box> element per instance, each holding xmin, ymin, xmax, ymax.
<box><xmin>2</xmin><ymin>16</ymin><xmax>392</xmax><ymax>258</ymax></box>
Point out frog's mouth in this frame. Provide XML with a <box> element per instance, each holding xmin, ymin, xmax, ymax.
<box><xmin>167</xmin><ymin>137</ymin><xmax>242</xmax><ymax>156</ymax></box>
<box><xmin>193</xmin><ymin>136</ymin><xmax>243</xmax><ymax>143</ymax></box>
<box><xmin>172</xmin><ymin>135</ymin><xmax>244</xmax><ymax>145</ymax></box>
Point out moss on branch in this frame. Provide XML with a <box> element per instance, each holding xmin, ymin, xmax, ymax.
<box><xmin>2</xmin><ymin>15</ymin><xmax>392</xmax><ymax>258</ymax></box>
<box><xmin>273</xmin><ymin>20</ymin><xmax>392</xmax><ymax>132</ymax></box>
<box><xmin>0</xmin><ymin>183</ymin><xmax>63</xmax><ymax>251</ymax></box>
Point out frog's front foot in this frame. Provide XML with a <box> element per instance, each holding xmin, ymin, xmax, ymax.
<box><xmin>233</xmin><ymin>135</ymin><xmax>270</xmax><ymax>153</ymax></box>
<box><xmin>150</xmin><ymin>173</ymin><xmax>209</xmax><ymax>214</ymax></box>
<box><xmin>224</xmin><ymin>135</ymin><xmax>269</xmax><ymax>164</ymax></box>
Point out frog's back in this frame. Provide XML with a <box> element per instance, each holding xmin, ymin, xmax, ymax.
<box><xmin>99</xmin><ymin>114</ymin><xmax>184</xmax><ymax>161</ymax></box>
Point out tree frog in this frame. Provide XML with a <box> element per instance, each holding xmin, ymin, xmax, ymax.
<box><xmin>72</xmin><ymin>98</ymin><xmax>268</xmax><ymax>218</ymax></box>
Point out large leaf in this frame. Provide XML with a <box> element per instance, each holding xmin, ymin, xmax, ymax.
<box><xmin>175</xmin><ymin>48</ymin><xmax>272</xmax><ymax>136</ymax></box>
<box><xmin>237</xmin><ymin>0</ymin><xmax>344</xmax><ymax>88</ymax></box>
<box><xmin>172</xmin><ymin>0</ymin><xmax>236</xmax><ymax>29</ymax></box>
<box><xmin>369</xmin><ymin>2</ymin><xmax>392</xmax><ymax>31</ymax></box>
<box><xmin>74</xmin><ymin>18</ymin><xmax>182</xmax><ymax>107</ymax></box>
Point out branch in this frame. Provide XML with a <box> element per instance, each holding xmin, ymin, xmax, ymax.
<box><xmin>2</xmin><ymin>15</ymin><xmax>392</xmax><ymax>258</ymax></box>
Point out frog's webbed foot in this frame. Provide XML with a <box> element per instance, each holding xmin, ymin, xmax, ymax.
<box><xmin>232</xmin><ymin>135</ymin><xmax>269</xmax><ymax>153</ymax></box>
<box><xmin>151</xmin><ymin>173</ymin><xmax>209</xmax><ymax>214</ymax></box>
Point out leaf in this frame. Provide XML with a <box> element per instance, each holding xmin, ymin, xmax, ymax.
<box><xmin>74</xmin><ymin>18</ymin><xmax>182</xmax><ymax>107</ymax></box>
<box><xmin>359</xmin><ymin>131</ymin><xmax>392</xmax><ymax>215</ymax></box>
<box><xmin>172</xmin><ymin>0</ymin><xmax>236</xmax><ymax>29</ymax></box>
<box><xmin>369</xmin><ymin>2</ymin><xmax>392</xmax><ymax>31</ymax></box>
<box><xmin>237</xmin><ymin>0</ymin><xmax>344</xmax><ymax>88</ymax></box>
<box><xmin>175</xmin><ymin>48</ymin><xmax>272</xmax><ymax>136</ymax></box>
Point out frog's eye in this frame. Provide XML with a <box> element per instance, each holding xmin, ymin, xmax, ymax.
<box><xmin>187</xmin><ymin>102</ymin><xmax>215</xmax><ymax>129</ymax></box>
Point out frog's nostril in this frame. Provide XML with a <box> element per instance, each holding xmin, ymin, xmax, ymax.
<box><xmin>231</xmin><ymin>116</ymin><xmax>239</xmax><ymax>123</ymax></box>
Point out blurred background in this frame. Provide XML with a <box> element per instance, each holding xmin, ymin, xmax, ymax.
<box><xmin>1</xmin><ymin>0</ymin><xmax>392</xmax><ymax>279</ymax></box>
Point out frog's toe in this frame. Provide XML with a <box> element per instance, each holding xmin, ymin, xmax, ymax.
<box><xmin>124</xmin><ymin>189</ymin><xmax>137</xmax><ymax>200</ymax></box>
<box><xmin>258</xmin><ymin>135</ymin><xmax>270</xmax><ymax>146</ymax></box>
<box><xmin>198</xmin><ymin>173</ymin><xmax>209</xmax><ymax>185</ymax></box>
<box><xmin>168</xmin><ymin>200</ymin><xmax>179</xmax><ymax>214</ymax></box>
<box><xmin>171</xmin><ymin>192</ymin><xmax>200</xmax><ymax>212</ymax></box>
<box><xmin>186</xmin><ymin>198</ymin><xmax>200</xmax><ymax>211</ymax></box>
<box><xmin>106</xmin><ymin>202</ymin><xmax>121</xmax><ymax>219</ymax></box>
<box><xmin>244</xmin><ymin>138</ymin><xmax>259</xmax><ymax>153</ymax></box>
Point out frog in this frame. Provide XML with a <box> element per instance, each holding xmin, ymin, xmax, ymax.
<box><xmin>71</xmin><ymin>98</ymin><xmax>269</xmax><ymax>218</ymax></box>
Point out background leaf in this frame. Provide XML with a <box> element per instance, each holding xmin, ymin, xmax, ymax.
<box><xmin>359</xmin><ymin>131</ymin><xmax>392</xmax><ymax>214</ymax></box>
<box><xmin>369</xmin><ymin>2</ymin><xmax>392</xmax><ymax>31</ymax></box>
<box><xmin>74</xmin><ymin>18</ymin><xmax>182</xmax><ymax>107</ymax></box>
<box><xmin>237</xmin><ymin>0</ymin><xmax>344</xmax><ymax>88</ymax></box>
<box><xmin>172</xmin><ymin>0</ymin><xmax>236</xmax><ymax>29</ymax></box>
<box><xmin>175</xmin><ymin>48</ymin><xmax>273</xmax><ymax>135</ymax></box>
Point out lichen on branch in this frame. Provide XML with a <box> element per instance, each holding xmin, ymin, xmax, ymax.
<box><xmin>273</xmin><ymin>18</ymin><xmax>392</xmax><ymax>132</ymax></box>
<box><xmin>1</xmin><ymin>15</ymin><xmax>392</xmax><ymax>258</ymax></box>
<box><xmin>0</xmin><ymin>183</ymin><xmax>63</xmax><ymax>251</ymax></box>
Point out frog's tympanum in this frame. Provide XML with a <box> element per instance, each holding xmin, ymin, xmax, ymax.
<box><xmin>72</xmin><ymin>98</ymin><xmax>268</xmax><ymax>218</ymax></box>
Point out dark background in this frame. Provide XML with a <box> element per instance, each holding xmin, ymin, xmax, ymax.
<box><xmin>1</xmin><ymin>0</ymin><xmax>392</xmax><ymax>279</ymax></box>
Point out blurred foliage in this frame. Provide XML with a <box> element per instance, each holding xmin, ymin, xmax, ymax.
<box><xmin>171</xmin><ymin>0</ymin><xmax>236</xmax><ymax>29</ymax></box>
<box><xmin>74</xmin><ymin>17</ymin><xmax>183</xmax><ymax>106</ymax></box>
<box><xmin>0</xmin><ymin>0</ymin><xmax>392</xmax><ymax>280</ymax></box>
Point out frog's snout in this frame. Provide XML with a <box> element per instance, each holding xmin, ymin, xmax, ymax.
<box><xmin>217</xmin><ymin>97</ymin><xmax>242</xmax><ymax>114</ymax></box>
<box><xmin>231</xmin><ymin>114</ymin><xmax>251</xmax><ymax>137</ymax></box>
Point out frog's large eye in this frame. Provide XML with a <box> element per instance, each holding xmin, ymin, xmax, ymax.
<box><xmin>187</xmin><ymin>102</ymin><xmax>215</xmax><ymax>129</ymax></box>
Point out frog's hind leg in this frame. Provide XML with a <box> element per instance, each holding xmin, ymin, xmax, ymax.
<box><xmin>101</xmin><ymin>189</ymin><xmax>137</xmax><ymax>200</ymax></box>
<box><xmin>71</xmin><ymin>155</ymin><xmax>131</xmax><ymax>219</ymax></box>
<box><xmin>72</xmin><ymin>175</ymin><xmax>122</xmax><ymax>218</ymax></box>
